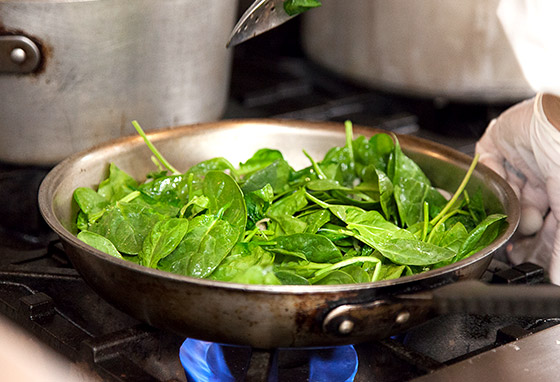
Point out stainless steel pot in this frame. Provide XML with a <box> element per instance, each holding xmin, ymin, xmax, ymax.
<box><xmin>0</xmin><ymin>0</ymin><xmax>237</xmax><ymax>165</ymax></box>
<box><xmin>39</xmin><ymin>119</ymin><xmax>530</xmax><ymax>349</ymax></box>
<box><xmin>301</xmin><ymin>0</ymin><xmax>534</xmax><ymax>102</ymax></box>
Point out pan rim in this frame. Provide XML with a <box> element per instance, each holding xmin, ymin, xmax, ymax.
<box><xmin>38</xmin><ymin>118</ymin><xmax>520</xmax><ymax>294</ymax></box>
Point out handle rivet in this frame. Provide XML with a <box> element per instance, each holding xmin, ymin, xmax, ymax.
<box><xmin>338</xmin><ymin>319</ymin><xmax>354</xmax><ymax>335</ymax></box>
<box><xmin>395</xmin><ymin>311</ymin><xmax>410</xmax><ymax>324</ymax></box>
<box><xmin>10</xmin><ymin>48</ymin><xmax>27</xmax><ymax>64</ymax></box>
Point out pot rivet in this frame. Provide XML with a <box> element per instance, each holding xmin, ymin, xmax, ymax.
<box><xmin>10</xmin><ymin>48</ymin><xmax>27</xmax><ymax>64</ymax></box>
<box><xmin>338</xmin><ymin>319</ymin><xmax>354</xmax><ymax>335</ymax></box>
<box><xmin>395</xmin><ymin>310</ymin><xmax>410</xmax><ymax>324</ymax></box>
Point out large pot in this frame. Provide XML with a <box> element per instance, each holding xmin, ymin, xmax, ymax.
<box><xmin>39</xmin><ymin>119</ymin><xmax>528</xmax><ymax>349</ymax></box>
<box><xmin>0</xmin><ymin>0</ymin><xmax>237</xmax><ymax>165</ymax></box>
<box><xmin>301</xmin><ymin>0</ymin><xmax>534</xmax><ymax>102</ymax></box>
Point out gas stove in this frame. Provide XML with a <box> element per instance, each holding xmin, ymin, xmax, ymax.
<box><xmin>1</xmin><ymin>19</ymin><xmax>554</xmax><ymax>382</ymax></box>
<box><xmin>0</xmin><ymin>232</ymin><xmax>557</xmax><ymax>382</ymax></box>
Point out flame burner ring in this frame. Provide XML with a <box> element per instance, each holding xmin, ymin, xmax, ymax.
<box><xmin>180</xmin><ymin>338</ymin><xmax>358</xmax><ymax>382</ymax></box>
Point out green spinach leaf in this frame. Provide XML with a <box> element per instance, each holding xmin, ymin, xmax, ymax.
<box><xmin>139</xmin><ymin>218</ymin><xmax>189</xmax><ymax>268</ymax></box>
<box><xmin>77</xmin><ymin>230</ymin><xmax>123</xmax><ymax>259</ymax></box>
<box><xmin>283</xmin><ymin>0</ymin><xmax>322</xmax><ymax>16</ymax></box>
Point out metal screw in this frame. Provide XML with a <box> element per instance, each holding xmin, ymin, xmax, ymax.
<box><xmin>338</xmin><ymin>319</ymin><xmax>354</xmax><ymax>335</ymax></box>
<box><xmin>10</xmin><ymin>47</ymin><xmax>27</xmax><ymax>64</ymax></box>
<box><xmin>395</xmin><ymin>310</ymin><xmax>410</xmax><ymax>324</ymax></box>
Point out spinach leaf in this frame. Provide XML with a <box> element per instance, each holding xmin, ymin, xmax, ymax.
<box><xmin>455</xmin><ymin>214</ymin><xmax>507</xmax><ymax>261</ymax></box>
<box><xmin>77</xmin><ymin>230</ymin><xmax>123</xmax><ymax>259</ymax></box>
<box><xmin>311</xmin><ymin>256</ymin><xmax>381</xmax><ymax>282</ymax></box>
<box><xmin>342</xmin><ymin>265</ymin><xmax>371</xmax><ymax>283</ymax></box>
<box><xmin>467</xmin><ymin>188</ymin><xmax>487</xmax><ymax>224</ymax></box>
<box><xmin>394</xmin><ymin>177</ymin><xmax>431</xmax><ymax>227</ymax></box>
<box><xmin>209</xmin><ymin>243</ymin><xmax>275</xmax><ymax>282</ymax></box>
<box><xmin>241</xmin><ymin>159</ymin><xmax>293</xmax><ymax>194</ymax></box>
<box><xmin>283</xmin><ymin>0</ymin><xmax>322</xmax><ymax>16</ymax></box>
<box><xmin>388</xmin><ymin>138</ymin><xmax>431</xmax><ymax>186</ymax></box>
<box><xmin>353</xmin><ymin>132</ymin><xmax>394</xmax><ymax>175</ymax></box>
<box><xmin>429</xmin><ymin>221</ymin><xmax>469</xmax><ymax>252</ymax></box>
<box><xmin>269</xmin><ymin>188</ymin><xmax>308</xmax><ymax>217</ymax></box>
<box><xmin>159</xmin><ymin>213</ymin><xmax>239</xmax><ymax>278</ymax></box>
<box><xmin>138</xmin><ymin>174</ymin><xmax>189</xmax><ymax>207</ymax></box>
<box><xmin>306</xmin><ymin>179</ymin><xmax>351</xmax><ymax>192</ymax></box>
<box><xmin>229</xmin><ymin>265</ymin><xmax>282</xmax><ymax>285</ymax></box>
<box><xmin>204</xmin><ymin>170</ymin><xmax>247</xmax><ymax>242</ymax></box>
<box><xmin>88</xmin><ymin>202</ymin><xmax>164</xmax><ymax>255</ymax></box>
<box><xmin>301</xmin><ymin>210</ymin><xmax>330</xmax><ymax>234</ymax></box>
<box><xmin>73</xmin><ymin>187</ymin><xmax>109</xmax><ymax>223</ymax></box>
<box><xmin>371</xmin><ymin>263</ymin><xmax>406</xmax><ymax>281</ymax></box>
<box><xmin>305</xmin><ymin>191</ymin><xmax>366</xmax><ymax>223</ymax></box>
<box><xmin>97</xmin><ymin>163</ymin><xmax>138</xmax><ymax>202</ymax></box>
<box><xmin>345</xmin><ymin>210</ymin><xmax>456</xmax><ymax>266</ymax></box>
<box><xmin>274</xmin><ymin>233</ymin><xmax>343</xmax><ymax>263</ymax></box>
<box><xmin>318</xmin><ymin>121</ymin><xmax>356</xmax><ymax>187</ymax></box>
<box><xmin>185</xmin><ymin>157</ymin><xmax>237</xmax><ymax>197</ymax></box>
<box><xmin>373</xmin><ymin>237</ymin><xmax>456</xmax><ymax>266</ymax></box>
<box><xmin>274</xmin><ymin>270</ymin><xmax>310</xmax><ymax>285</ymax></box>
<box><xmin>237</xmin><ymin>148</ymin><xmax>284</xmax><ymax>176</ymax></box>
<box><xmin>244</xmin><ymin>184</ymin><xmax>274</xmax><ymax>230</ymax></box>
<box><xmin>313</xmin><ymin>270</ymin><xmax>356</xmax><ymax>285</ymax></box>
<box><xmin>375</xmin><ymin>168</ymin><xmax>398</xmax><ymax>222</ymax></box>
<box><xmin>268</xmin><ymin>215</ymin><xmax>308</xmax><ymax>236</ymax></box>
<box><xmin>139</xmin><ymin>218</ymin><xmax>189</xmax><ymax>268</ymax></box>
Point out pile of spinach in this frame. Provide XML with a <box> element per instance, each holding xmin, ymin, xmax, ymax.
<box><xmin>73</xmin><ymin>121</ymin><xmax>507</xmax><ymax>285</ymax></box>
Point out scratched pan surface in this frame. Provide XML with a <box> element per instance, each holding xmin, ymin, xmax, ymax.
<box><xmin>39</xmin><ymin>119</ymin><xmax>519</xmax><ymax>348</ymax></box>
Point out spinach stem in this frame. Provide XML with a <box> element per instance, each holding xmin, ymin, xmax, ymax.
<box><xmin>118</xmin><ymin>190</ymin><xmax>140</xmax><ymax>203</ymax></box>
<box><xmin>132</xmin><ymin>120</ymin><xmax>180</xmax><ymax>175</ymax></box>
<box><xmin>430</xmin><ymin>153</ymin><xmax>479</xmax><ymax>226</ymax></box>
<box><xmin>371</xmin><ymin>261</ymin><xmax>382</xmax><ymax>282</ymax></box>
<box><xmin>422</xmin><ymin>201</ymin><xmax>429</xmax><ymax>242</ymax></box>
<box><xmin>243</xmin><ymin>227</ymin><xmax>260</xmax><ymax>243</ymax></box>
<box><xmin>303</xmin><ymin>150</ymin><xmax>327</xmax><ymax>179</ymax></box>
<box><xmin>426</xmin><ymin>209</ymin><xmax>470</xmax><ymax>244</ymax></box>
<box><xmin>313</xmin><ymin>256</ymin><xmax>381</xmax><ymax>277</ymax></box>
<box><xmin>344</xmin><ymin>120</ymin><xmax>354</xmax><ymax>160</ymax></box>
<box><xmin>305</xmin><ymin>191</ymin><xmax>331</xmax><ymax>208</ymax></box>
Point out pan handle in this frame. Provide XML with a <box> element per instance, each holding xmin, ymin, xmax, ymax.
<box><xmin>322</xmin><ymin>295</ymin><xmax>436</xmax><ymax>338</ymax></box>
<box><xmin>322</xmin><ymin>280</ymin><xmax>560</xmax><ymax>338</ymax></box>
<box><xmin>431</xmin><ymin>279</ymin><xmax>560</xmax><ymax>316</ymax></box>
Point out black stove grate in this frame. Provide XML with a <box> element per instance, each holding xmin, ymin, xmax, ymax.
<box><xmin>0</xmin><ymin>239</ymin><xmax>186</xmax><ymax>382</ymax></box>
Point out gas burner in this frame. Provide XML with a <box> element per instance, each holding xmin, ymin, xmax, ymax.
<box><xmin>172</xmin><ymin>261</ymin><xmax>558</xmax><ymax>382</ymax></box>
<box><xmin>180</xmin><ymin>339</ymin><xmax>358</xmax><ymax>382</ymax></box>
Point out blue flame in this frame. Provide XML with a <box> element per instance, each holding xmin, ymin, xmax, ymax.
<box><xmin>180</xmin><ymin>339</ymin><xmax>235</xmax><ymax>382</ymax></box>
<box><xmin>180</xmin><ymin>339</ymin><xmax>358</xmax><ymax>382</ymax></box>
<box><xmin>309</xmin><ymin>345</ymin><xmax>358</xmax><ymax>382</ymax></box>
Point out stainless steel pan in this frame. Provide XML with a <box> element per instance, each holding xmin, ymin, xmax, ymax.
<box><xmin>39</xmin><ymin>119</ymin><xmax>531</xmax><ymax>349</ymax></box>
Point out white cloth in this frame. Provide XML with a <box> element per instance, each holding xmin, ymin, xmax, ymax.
<box><xmin>485</xmin><ymin>1</ymin><xmax>560</xmax><ymax>283</ymax></box>
<box><xmin>498</xmin><ymin>0</ymin><xmax>560</xmax><ymax>95</ymax></box>
<box><xmin>476</xmin><ymin>93</ymin><xmax>560</xmax><ymax>284</ymax></box>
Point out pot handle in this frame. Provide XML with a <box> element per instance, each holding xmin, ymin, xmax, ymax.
<box><xmin>0</xmin><ymin>35</ymin><xmax>41</xmax><ymax>74</ymax></box>
<box><xmin>322</xmin><ymin>280</ymin><xmax>560</xmax><ymax>337</ymax></box>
